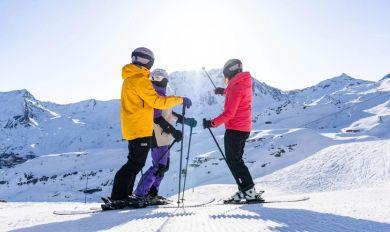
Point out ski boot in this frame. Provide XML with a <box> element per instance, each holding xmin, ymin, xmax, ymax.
<box><xmin>242</xmin><ymin>187</ymin><xmax>265</xmax><ymax>204</ymax></box>
<box><xmin>101</xmin><ymin>198</ymin><xmax>129</xmax><ymax>210</ymax></box>
<box><xmin>155</xmin><ymin>195</ymin><xmax>172</xmax><ymax>202</ymax></box>
<box><xmin>101</xmin><ymin>195</ymin><xmax>148</xmax><ymax>210</ymax></box>
<box><xmin>224</xmin><ymin>187</ymin><xmax>265</xmax><ymax>204</ymax></box>
<box><xmin>101</xmin><ymin>196</ymin><xmax>112</xmax><ymax>204</ymax></box>
<box><xmin>145</xmin><ymin>194</ymin><xmax>170</xmax><ymax>205</ymax></box>
<box><xmin>223</xmin><ymin>191</ymin><xmax>245</xmax><ymax>204</ymax></box>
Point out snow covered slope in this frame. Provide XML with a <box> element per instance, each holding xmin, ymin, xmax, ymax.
<box><xmin>1</xmin><ymin>72</ymin><xmax>389</xmax><ymax>232</ymax></box>
<box><xmin>0</xmin><ymin>90</ymin><xmax>123</xmax><ymax>168</ymax></box>
<box><xmin>0</xmin><ymin>71</ymin><xmax>389</xmax><ymax>203</ymax></box>
<box><xmin>0</xmin><ymin>127</ymin><xmax>330</xmax><ymax>201</ymax></box>
<box><xmin>259</xmin><ymin>139</ymin><xmax>390</xmax><ymax>192</ymax></box>
<box><xmin>1</xmin><ymin>184</ymin><xmax>390</xmax><ymax>232</ymax></box>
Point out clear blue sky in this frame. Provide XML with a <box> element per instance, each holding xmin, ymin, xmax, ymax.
<box><xmin>1</xmin><ymin>0</ymin><xmax>389</xmax><ymax>103</ymax></box>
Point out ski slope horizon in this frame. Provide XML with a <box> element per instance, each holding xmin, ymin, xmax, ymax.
<box><xmin>2</xmin><ymin>70</ymin><xmax>389</xmax><ymax>104</ymax></box>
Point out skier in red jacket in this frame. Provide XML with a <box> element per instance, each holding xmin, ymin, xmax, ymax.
<box><xmin>203</xmin><ymin>59</ymin><xmax>264</xmax><ymax>203</ymax></box>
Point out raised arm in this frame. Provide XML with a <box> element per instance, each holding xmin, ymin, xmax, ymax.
<box><xmin>137</xmin><ymin>78</ymin><xmax>183</xmax><ymax>110</ymax></box>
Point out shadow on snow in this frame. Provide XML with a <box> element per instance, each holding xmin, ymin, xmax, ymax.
<box><xmin>210</xmin><ymin>204</ymin><xmax>390</xmax><ymax>232</ymax></box>
<box><xmin>9</xmin><ymin>204</ymin><xmax>390</xmax><ymax>232</ymax></box>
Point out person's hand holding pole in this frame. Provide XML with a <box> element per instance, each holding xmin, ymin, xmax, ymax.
<box><xmin>214</xmin><ymin>87</ymin><xmax>225</xmax><ymax>96</ymax></box>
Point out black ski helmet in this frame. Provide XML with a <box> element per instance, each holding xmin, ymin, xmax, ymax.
<box><xmin>223</xmin><ymin>59</ymin><xmax>243</xmax><ymax>79</ymax></box>
<box><xmin>131</xmin><ymin>47</ymin><xmax>155</xmax><ymax>70</ymax></box>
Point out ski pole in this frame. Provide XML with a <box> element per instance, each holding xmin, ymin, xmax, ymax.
<box><xmin>181</xmin><ymin>126</ymin><xmax>193</xmax><ymax>202</ymax></box>
<box><xmin>205</xmin><ymin>123</ymin><xmax>227</xmax><ymax>162</ymax></box>
<box><xmin>140</xmin><ymin>168</ymin><xmax>145</xmax><ymax>197</ymax></box>
<box><xmin>84</xmin><ymin>170</ymin><xmax>89</xmax><ymax>204</ymax></box>
<box><xmin>177</xmin><ymin>104</ymin><xmax>186</xmax><ymax>207</ymax></box>
<box><xmin>155</xmin><ymin>140</ymin><xmax>176</xmax><ymax>164</ymax></box>
<box><xmin>205</xmin><ymin>121</ymin><xmax>242</xmax><ymax>191</ymax></box>
<box><xmin>202</xmin><ymin>67</ymin><xmax>217</xmax><ymax>89</ymax></box>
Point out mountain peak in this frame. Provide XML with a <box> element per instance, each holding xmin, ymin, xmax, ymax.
<box><xmin>0</xmin><ymin>89</ymin><xmax>35</xmax><ymax>100</ymax></box>
<box><xmin>332</xmin><ymin>73</ymin><xmax>353</xmax><ymax>80</ymax></box>
<box><xmin>18</xmin><ymin>89</ymin><xmax>34</xmax><ymax>99</ymax></box>
<box><xmin>316</xmin><ymin>73</ymin><xmax>370</xmax><ymax>87</ymax></box>
<box><xmin>380</xmin><ymin>73</ymin><xmax>390</xmax><ymax>81</ymax></box>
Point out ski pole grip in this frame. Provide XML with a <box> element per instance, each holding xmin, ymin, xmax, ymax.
<box><xmin>182</xmin><ymin>103</ymin><xmax>186</xmax><ymax>116</ymax></box>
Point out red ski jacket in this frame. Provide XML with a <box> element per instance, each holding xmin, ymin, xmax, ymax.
<box><xmin>212</xmin><ymin>71</ymin><xmax>252</xmax><ymax>132</ymax></box>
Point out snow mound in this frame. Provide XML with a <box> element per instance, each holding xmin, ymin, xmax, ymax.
<box><xmin>259</xmin><ymin>139</ymin><xmax>390</xmax><ymax>193</ymax></box>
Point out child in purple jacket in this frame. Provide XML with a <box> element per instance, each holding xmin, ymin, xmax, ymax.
<box><xmin>134</xmin><ymin>69</ymin><xmax>197</xmax><ymax>204</ymax></box>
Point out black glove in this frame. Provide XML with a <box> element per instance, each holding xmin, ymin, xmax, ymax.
<box><xmin>155</xmin><ymin>117</ymin><xmax>175</xmax><ymax>135</ymax></box>
<box><xmin>214</xmin><ymin>87</ymin><xmax>225</xmax><ymax>96</ymax></box>
<box><xmin>172</xmin><ymin>129</ymin><xmax>183</xmax><ymax>142</ymax></box>
<box><xmin>203</xmin><ymin>118</ymin><xmax>213</xmax><ymax>129</ymax></box>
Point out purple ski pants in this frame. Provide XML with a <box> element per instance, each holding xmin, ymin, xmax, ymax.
<box><xmin>134</xmin><ymin>145</ymin><xmax>170</xmax><ymax>197</ymax></box>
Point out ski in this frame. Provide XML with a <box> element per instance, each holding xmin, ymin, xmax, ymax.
<box><xmin>53</xmin><ymin>208</ymin><xmax>103</xmax><ymax>215</ymax></box>
<box><xmin>53</xmin><ymin>198</ymin><xmax>216</xmax><ymax>215</ymax></box>
<box><xmin>218</xmin><ymin>196</ymin><xmax>310</xmax><ymax>205</ymax></box>
<box><xmin>161</xmin><ymin>198</ymin><xmax>216</xmax><ymax>209</ymax></box>
<box><xmin>92</xmin><ymin>198</ymin><xmax>216</xmax><ymax>210</ymax></box>
<box><xmin>53</xmin><ymin>197</ymin><xmax>308</xmax><ymax>215</ymax></box>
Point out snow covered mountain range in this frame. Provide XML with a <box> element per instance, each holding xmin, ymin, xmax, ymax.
<box><xmin>0</xmin><ymin>69</ymin><xmax>286</xmax><ymax>168</ymax></box>
<box><xmin>0</xmin><ymin>70</ymin><xmax>389</xmax><ymax>203</ymax></box>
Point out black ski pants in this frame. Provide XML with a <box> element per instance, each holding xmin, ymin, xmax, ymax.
<box><xmin>224</xmin><ymin>129</ymin><xmax>254</xmax><ymax>191</ymax></box>
<box><xmin>111</xmin><ymin>137</ymin><xmax>151</xmax><ymax>200</ymax></box>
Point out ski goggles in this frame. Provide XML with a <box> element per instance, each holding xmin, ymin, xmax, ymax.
<box><xmin>151</xmin><ymin>74</ymin><xmax>166</xmax><ymax>82</ymax></box>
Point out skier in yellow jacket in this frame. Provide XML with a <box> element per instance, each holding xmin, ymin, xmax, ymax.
<box><xmin>106</xmin><ymin>47</ymin><xmax>192</xmax><ymax>209</ymax></box>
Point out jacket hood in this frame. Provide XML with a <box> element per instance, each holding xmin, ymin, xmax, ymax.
<box><xmin>122</xmin><ymin>63</ymin><xmax>150</xmax><ymax>80</ymax></box>
<box><xmin>227</xmin><ymin>71</ymin><xmax>252</xmax><ymax>89</ymax></box>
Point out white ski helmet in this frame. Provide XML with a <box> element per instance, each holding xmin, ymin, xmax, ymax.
<box><xmin>151</xmin><ymin>68</ymin><xmax>168</xmax><ymax>82</ymax></box>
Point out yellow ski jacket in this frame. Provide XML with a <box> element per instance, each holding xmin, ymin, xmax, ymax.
<box><xmin>120</xmin><ymin>64</ymin><xmax>183</xmax><ymax>140</ymax></box>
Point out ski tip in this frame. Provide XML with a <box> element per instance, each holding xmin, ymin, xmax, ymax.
<box><xmin>53</xmin><ymin>208</ymin><xmax>102</xmax><ymax>215</ymax></box>
<box><xmin>300</xmin><ymin>196</ymin><xmax>310</xmax><ymax>201</ymax></box>
<box><xmin>263</xmin><ymin>196</ymin><xmax>311</xmax><ymax>203</ymax></box>
<box><xmin>221</xmin><ymin>196</ymin><xmax>310</xmax><ymax>205</ymax></box>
